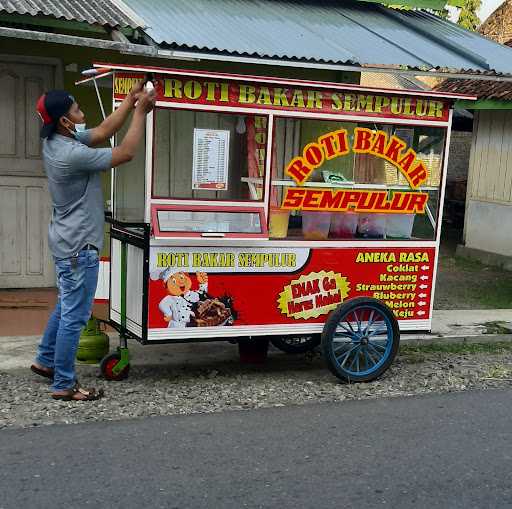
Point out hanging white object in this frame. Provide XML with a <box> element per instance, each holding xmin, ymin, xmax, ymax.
<box><xmin>82</xmin><ymin>68</ymin><xmax>99</xmax><ymax>76</ymax></box>
<box><xmin>235</xmin><ymin>116</ymin><xmax>246</xmax><ymax>134</ymax></box>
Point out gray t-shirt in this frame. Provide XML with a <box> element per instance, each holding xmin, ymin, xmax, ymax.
<box><xmin>42</xmin><ymin>130</ymin><xmax>112</xmax><ymax>259</ymax></box>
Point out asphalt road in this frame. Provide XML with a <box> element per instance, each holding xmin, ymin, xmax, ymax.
<box><xmin>1</xmin><ymin>389</ymin><xmax>512</xmax><ymax>509</ymax></box>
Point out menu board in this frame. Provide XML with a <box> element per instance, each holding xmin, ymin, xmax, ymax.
<box><xmin>192</xmin><ymin>129</ymin><xmax>230</xmax><ymax>190</ymax></box>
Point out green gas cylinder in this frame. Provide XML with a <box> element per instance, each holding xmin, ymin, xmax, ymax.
<box><xmin>77</xmin><ymin>316</ymin><xmax>110</xmax><ymax>364</ymax></box>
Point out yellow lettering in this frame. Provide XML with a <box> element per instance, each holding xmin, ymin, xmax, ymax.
<box><xmin>273</xmin><ymin>88</ymin><xmax>290</xmax><ymax>107</ymax></box>
<box><xmin>205</xmin><ymin>82</ymin><xmax>218</xmax><ymax>102</ymax></box>
<box><xmin>239</xmin><ymin>85</ymin><xmax>256</xmax><ymax>104</ymax></box>
<box><xmin>428</xmin><ymin>100</ymin><xmax>444</xmax><ymax>118</ymax></box>
<box><xmin>290</xmin><ymin>90</ymin><xmax>305</xmax><ymax>108</ymax></box>
<box><xmin>164</xmin><ymin>79</ymin><xmax>182</xmax><ymax>99</ymax></box>
<box><xmin>306</xmin><ymin>90</ymin><xmax>323</xmax><ymax>109</ymax></box>
<box><xmin>356</xmin><ymin>94</ymin><xmax>375</xmax><ymax>113</ymax></box>
<box><xmin>220</xmin><ymin>83</ymin><xmax>229</xmax><ymax>102</ymax></box>
<box><xmin>256</xmin><ymin>87</ymin><xmax>272</xmax><ymax>106</ymax></box>
<box><xmin>343</xmin><ymin>94</ymin><xmax>356</xmax><ymax>112</ymax></box>
<box><xmin>331</xmin><ymin>93</ymin><xmax>343</xmax><ymax>111</ymax></box>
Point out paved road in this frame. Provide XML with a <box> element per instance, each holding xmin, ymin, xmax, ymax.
<box><xmin>1</xmin><ymin>389</ymin><xmax>512</xmax><ymax>509</ymax></box>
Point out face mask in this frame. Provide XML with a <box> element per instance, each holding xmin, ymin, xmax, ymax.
<box><xmin>63</xmin><ymin>117</ymin><xmax>86</xmax><ymax>137</ymax></box>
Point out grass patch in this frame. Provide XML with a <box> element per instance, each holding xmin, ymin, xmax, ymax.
<box><xmin>400</xmin><ymin>342</ymin><xmax>512</xmax><ymax>356</ymax></box>
<box><xmin>469</xmin><ymin>283</ymin><xmax>512</xmax><ymax>309</ymax></box>
<box><xmin>452</xmin><ymin>257</ymin><xmax>512</xmax><ymax>308</ymax></box>
<box><xmin>435</xmin><ymin>250</ymin><xmax>512</xmax><ymax>310</ymax></box>
<box><xmin>452</xmin><ymin>255</ymin><xmax>486</xmax><ymax>272</ymax></box>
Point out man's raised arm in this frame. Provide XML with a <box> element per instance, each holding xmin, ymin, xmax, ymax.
<box><xmin>88</xmin><ymin>80</ymin><xmax>146</xmax><ymax>147</ymax></box>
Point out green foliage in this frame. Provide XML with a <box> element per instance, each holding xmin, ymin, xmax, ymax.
<box><xmin>457</xmin><ymin>0</ymin><xmax>481</xmax><ymax>30</ymax></box>
<box><xmin>357</xmin><ymin>0</ymin><xmax>464</xmax><ymax>9</ymax></box>
<box><xmin>433</xmin><ymin>8</ymin><xmax>450</xmax><ymax>18</ymax></box>
<box><xmin>357</xmin><ymin>0</ymin><xmax>480</xmax><ymax>29</ymax></box>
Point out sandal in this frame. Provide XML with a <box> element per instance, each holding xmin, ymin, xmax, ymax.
<box><xmin>31</xmin><ymin>364</ymin><xmax>54</xmax><ymax>380</ymax></box>
<box><xmin>52</xmin><ymin>383</ymin><xmax>104</xmax><ymax>401</ymax></box>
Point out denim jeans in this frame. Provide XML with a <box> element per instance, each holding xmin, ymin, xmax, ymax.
<box><xmin>36</xmin><ymin>249</ymin><xmax>99</xmax><ymax>391</ymax></box>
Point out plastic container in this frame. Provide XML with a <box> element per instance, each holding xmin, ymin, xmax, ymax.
<box><xmin>77</xmin><ymin>317</ymin><xmax>109</xmax><ymax>364</ymax></box>
<box><xmin>330</xmin><ymin>212</ymin><xmax>358</xmax><ymax>239</ymax></box>
<box><xmin>357</xmin><ymin>214</ymin><xmax>386</xmax><ymax>239</ymax></box>
<box><xmin>386</xmin><ymin>214</ymin><xmax>415</xmax><ymax>239</ymax></box>
<box><xmin>269</xmin><ymin>208</ymin><xmax>290</xmax><ymax>238</ymax></box>
<box><xmin>302</xmin><ymin>211</ymin><xmax>332</xmax><ymax>240</ymax></box>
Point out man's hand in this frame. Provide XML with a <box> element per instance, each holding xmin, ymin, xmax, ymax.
<box><xmin>87</xmin><ymin>80</ymin><xmax>154</xmax><ymax>147</ymax></box>
<box><xmin>135</xmin><ymin>89</ymin><xmax>156</xmax><ymax>114</ymax></box>
<box><xmin>128</xmin><ymin>80</ymin><xmax>145</xmax><ymax>103</ymax></box>
<box><xmin>110</xmin><ymin>88</ymin><xmax>155</xmax><ymax>166</ymax></box>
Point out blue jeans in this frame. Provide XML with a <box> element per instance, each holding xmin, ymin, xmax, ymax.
<box><xmin>36</xmin><ymin>249</ymin><xmax>99</xmax><ymax>391</ymax></box>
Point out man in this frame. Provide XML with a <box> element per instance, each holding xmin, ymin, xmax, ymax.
<box><xmin>31</xmin><ymin>81</ymin><xmax>155</xmax><ymax>401</ymax></box>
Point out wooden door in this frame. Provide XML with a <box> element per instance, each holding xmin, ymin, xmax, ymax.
<box><xmin>0</xmin><ymin>60</ymin><xmax>55</xmax><ymax>288</ymax></box>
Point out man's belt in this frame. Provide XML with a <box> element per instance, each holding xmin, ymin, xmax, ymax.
<box><xmin>82</xmin><ymin>244</ymin><xmax>99</xmax><ymax>252</ymax></box>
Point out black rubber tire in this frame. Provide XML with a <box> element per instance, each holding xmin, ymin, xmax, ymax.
<box><xmin>271</xmin><ymin>334</ymin><xmax>321</xmax><ymax>354</ymax></box>
<box><xmin>322</xmin><ymin>297</ymin><xmax>400</xmax><ymax>383</ymax></box>
<box><xmin>99</xmin><ymin>352</ymin><xmax>130</xmax><ymax>381</ymax></box>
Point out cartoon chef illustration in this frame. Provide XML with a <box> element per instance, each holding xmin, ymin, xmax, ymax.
<box><xmin>150</xmin><ymin>268</ymin><xmax>209</xmax><ymax>328</ymax></box>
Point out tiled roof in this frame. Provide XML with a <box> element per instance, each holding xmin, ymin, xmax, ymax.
<box><xmin>435</xmin><ymin>2</ymin><xmax>512</xmax><ymax>101</ymax></box>
<box><xmin>434</xmin><ymin>77</ymin><xmax>512</xmax><ymax>101</ymax></box>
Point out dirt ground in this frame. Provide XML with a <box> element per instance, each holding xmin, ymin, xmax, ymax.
<box><xmin>434</xmin><ymin>228</ymin><xmax>512</xmax><ymax>310</ymax></box>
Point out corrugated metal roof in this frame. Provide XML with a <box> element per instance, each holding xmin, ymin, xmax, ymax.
<box><xmin>0</xmin><ymin>0</ymin><xmax>141</xmax><ymax>28</ymax></box>
<box><xmin>121</xmin><ymin>0</ymin><xmax>512</xmax><ymax>75</ymax></box>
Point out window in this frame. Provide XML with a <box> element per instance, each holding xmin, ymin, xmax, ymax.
<box><xmin>114</xmin><ymin>111</ymin><xmax>146</xmax><ymax>222</ymax></box>
<box><xmin>269</xmin><ymin>117</ymin><xmax>445</xmax><ymax>241</ymax></box>
<box><xmin>153</xmin><ymin>109</ymin><xmax>268</xmax><ymax>202</ymax></box>
<box><xmin>151</xmin><ymin>205</ymin><xmax>267</xmax><ymax>238</ymax></box>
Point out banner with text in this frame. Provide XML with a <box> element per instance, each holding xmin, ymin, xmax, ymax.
<box><xmin>113</xmin><ymin>72</ymin><xmax>450</xmax><ymax>123</ymax></box>
<box><xmin>147</xmin><ymin>246</ymin><xmax>435</xmax><ymax>329</ymax></box>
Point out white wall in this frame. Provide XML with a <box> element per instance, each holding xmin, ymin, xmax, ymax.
<box><xmin>464</xmin><ymin>110</ymin><xmax>512</xmax><ymax>258</ymax></box>
<box><xmin>465</xmin><ymin>200</ymin><xmax>512</xmax><ymax>257</ymax></box>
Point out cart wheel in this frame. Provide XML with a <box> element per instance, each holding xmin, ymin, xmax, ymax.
<box><xmin>322</xmin><ymin>297</ymin><xmax>399</xmax><ymax>383</ymax></box>
<box><xmin>100</xmin><ymin>352</ymin><xmax>130</xmax><ymax>381</ymax></box>
<box><xmin>271</xmin><ymin>334</ymin><xmax>321</xmax><ymax>354</ymax></box>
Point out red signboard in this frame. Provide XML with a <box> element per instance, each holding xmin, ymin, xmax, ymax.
<box><xmin>114</xmin><ymin>72</ymin><xmax>450</xmax><ymax>123</ymax></box>
<box><xmin>148</xmin><ymin>246</ymin><xmax>435</xmax><ymax>329</ymax></box>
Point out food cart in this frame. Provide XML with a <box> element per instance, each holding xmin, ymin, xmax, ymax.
<box><xmin>78</xmin><ymin>63</ymin><xmax>474</xmax><ymax>383</ymax></box>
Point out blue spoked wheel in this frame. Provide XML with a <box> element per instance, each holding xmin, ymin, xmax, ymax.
<box><xmin>322</xmin><ymin>297</ymin><xmax>400</xmax><ymax>382</ymax></box>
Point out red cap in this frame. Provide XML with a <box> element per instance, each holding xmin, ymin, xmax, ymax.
<box><xmin>36</xmin><ymin>94</ymin><xmax>52</xmax><ymax>126</ymax></box>
<box><xmin>36</xmin><ymin>90</ymin><xmax>75</xmax><ymax>138</ymax></box>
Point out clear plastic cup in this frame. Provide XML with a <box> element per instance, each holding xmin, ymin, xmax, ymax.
<box><xmin>330</xmin><ymin>212</ymin><xmax>358</xmax><ymax>239</ymax></box>
<box><xmin>386</xmin><ymin>214</ymin><xmax>415</xmax><ymax>239</ymax></box>
<box><xmin>357</xmin><ymin>214</ymin><xmax>387</xmax><ymax>239</ymax></box>
<box><xmin>302</xmin><ymin>211</ymin><xmax>332</xmax><ymax>240</ymax></box>
<box><xmin>269</xmin><ymin>208</ymin><xmax>290</xmax><ymax>238</ymax></box>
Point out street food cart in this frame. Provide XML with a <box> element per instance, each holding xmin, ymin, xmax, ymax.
<box><xmin>78</xmin><ymin>63</ymin><xmax>473</xmax><ymax>383</ymax></box>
